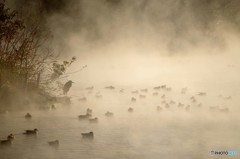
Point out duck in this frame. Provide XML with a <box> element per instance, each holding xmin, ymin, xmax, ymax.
<box><xmin>153</xmin><ymin>86</ymin><xmax>161</xmax><ymax>90</ymax></box>
<box><xmin>161</xmin><ymin>94</ymin><xmax>165</xmax><ymax>99</ymax></box>
<box><xmin>140</xmin><ymin>88</ymin><xmax>148</xmax><ymax>93</ymax></box>
<box><xmin>7</xmin><ymin>134</ymin><xmax>15</xmax><ymax>140</ymax></box>
<box><xmin>105</xmin><ymin>111</ymin><xmax>114</xmax><ymax>117</ymax></box>
<box><xmin>23</xmin><ymin>128</ymin><xmax>38</xmax><ymax>135</ymax></box>
<box><xmin>152</xmin><ymin>92</ymin><xmax>158</xmax><ymax>96</ymax></box>
<box><xmin>197</xmin><ymin>92</ymin><xmax>207</xmax><ymax>96</ymax></box>
<box><xmin>166</xmin><ymin>87</ymin><xmax>172</xmax><ymax>91</ymax></box>
<box><xmin>165</xmin><ymin>103</ymin><xmax>170</xmax><ymax>108</ymax></box>
<box><xmin>89</xmin><ymin>117</ymin><xmax>98</xmax><ymax>123</ymax></box>
<box><xmin>139</xmin><ymin>94</ymin><xmax>146</xmax><ymax>99</ymax></box>
<box><xmin>105</xmin><ymin>86</ymin><xmax>115</xmax><ymax>90</ymax></box>
<box><xmin>131</xmin><ymin>97</ymin><xmax>136</xmax><ymax>102</ymax></box>
<box><xmin>120</xmin><ymin>89</ymin><xmax>124</xmax><ymax>93</ymax></box>
<box><xmin>78</xmin><ymin>113</ymin><xmax>92</xmax><ymax>120</ymax></box>
<box><xmin>178</xmin><ymin>102</ymin><xmax>184</xmax><ymax>108</ymax></box>
<box><xmin>86</xmin><ymin>86</ymin><xmax>94</xmax><ymax>90</ymax></box>
<box><xmin>51</xmin><ymin>104</ymin><xmax>56</xmax><ymax>110</ymax></box>
<box><xmin>128</xmin><ymin>107</ymin><xmax>134</xmax><ymax>112</ymax></box>
<box><xmin>219</xmin><ymin>108</ymin><xmax>229</xmax><ymax>113</ymax></box>
<box><xmin>95</xmin><ymin>94</ymin><xmax>102</xmax><ymax>98</ymax></box>
<box><xmin>86</xmin><ymin>108</ymin><xmax>92</xmax><ymax>115</ymax></box>
<box><xmin>185</xmin><ymin>105</ymin><xmax>190</xmax><ymax>111</ymax></box>
<box><xmin>197</xmin><ymin>103</ymin><xmax>202</xmax><ymax>107</ymax></box>
<box><xmin>157</xmin><ymin>106</ymin><xmax>162</xmax><ymax>111</ymax></box>
<box><xmin>169</xmin><ymin>100</ymin><xmax>176</xmax><ymax>105</ymax></box>
<box><xmin>48</xmin><ymin>140</ymin><xmax>59</xmax><ymax>146</ymax></box>
<box><xmin>1</xmin><ymin>139</ymin><xmax>12</xmax><ymax>145</ymax></box>
<box><xmin>131</xmin><ymin>90</ymin><xmax>138</xmax><ymax>94</ymax></box>
<box><xmin>81</xmin><ymin>132</ymin><xmax>94</xmax><ymax>139</ymax></box>
<box><xmin>25</xmin><ymin>113</ymin><xmax>32</xmax><ymax>119</ymax></box>
<box><xmin>78</xmin><ymin>97</ymin><xmax>87</xmax><ymax>102</ymax></box>
<box><xmin>160</xmin><ymin>85</ymin><xmax>166</xmax><ymax>89</ymax></box>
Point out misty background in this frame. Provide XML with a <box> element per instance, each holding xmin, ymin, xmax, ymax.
<box><xmin>3</xmin><ymin>0</ymin><xmax>239</xmax><ymax>93</ymax></box>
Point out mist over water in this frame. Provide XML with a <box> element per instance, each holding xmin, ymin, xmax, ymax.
<box><xmin>1</xmin><ymin>0</ymin><xmax>240</xmax><ymax>158</ymax></box>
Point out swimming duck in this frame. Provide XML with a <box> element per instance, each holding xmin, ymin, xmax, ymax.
<box><xmin>79</xmin><ymin>97</ymin><xmax>87</xmax><ymax>102</ymax></box>
<box><xmin>78</xmin><ymin>113</ymin><xmax>92</xmax><ymax>120</ymax></box>
<box><xmin>23</xmin><ymin>128</ymin><xmax>38</xmax><ymax>135</ymax></box>
<box><xmin>131</xmin><ymin>90</ymin><xmax>138</xmax><ymax>94</ymax></box>
<box><xmin>25</xmin><ymin>113</ymin><xmax>32</xmax><ymax>119</ymax></box>
<box><xmin>48</xmin><ymin>140</ymin><xmax>59</xmax><ymax>146</ymax></box>
<box><xmin>185</xmin><ymin>105</ymin><xmax>190</xmax><ymax>111</ymax></box>
<box><xmin>140</xmin><ymin>88</ymin><xmax>148</xmax><ymax>92</ymax></box>
<box><xmin>89</xmin><ymin>117</ymin><xmax>98</xmax><ymax>123</ymax></box>
<box><xmin>128</xmin><ymin>107</ymin><xmax>134</xmax><ymax>112</ymax></box>
<box><xmin>165</xmin><ymin>103</ymin><xmax>170</xmax><ymax>108</ymax></box>
<box><xmin>51</xmin><ymin>104</ymin><xmax>56</xmax><ymax>110</ymax></box>
<box><xmin>86</xmin><ymin>86</ymin><xmax>94</xmax><ymax>90</ymax></box>
<box><xmin>105</xmin><ymin>86</ymin><xmax>115</xmax><ymax>90</ymax></box>
<box><xmin>139</xmin><ymin>94</ymin><xmax>146</xmax><ymax>99</ymax></box>
<box><xmin>86</xmin><ymin>108</ymin><xmax>92</xmax><ymax>115</ymax></box>
<box><xmin>157</xmin><ymin>106</ymin><xmax>162</xmax><ymax>111</ymax></box>
<box><xmin>105</xmin><ymin>111</ymin><xmax>114</xmax><ymax>117</ymax></box>
<box><xmin>131</xmin><ymin>97</ymin><xmax>136</xmax><ymax>102</ymax></box>
<box><xmin>7</xmin><ymin>134</ymin><xmax>15</xmax><ymax>140</ymax></box>
<box><xmin>152</xmin><ymin>92</ymin><xmax>158</xmax><ymax>96</ymax></box>
<box><xmin>1</xmin><ymin>139</ymin><xmax>12</xmax><ymax>145</ymax></box>
<box><xmin>81</xmin><ymin>132</ymin><xmax>94</xmax><ymax>139</ymax></box>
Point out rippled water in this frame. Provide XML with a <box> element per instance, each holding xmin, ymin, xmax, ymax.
<box><xmin>0</xmin><ymin>88</ymin><xmax>239</xmax><ymax>159</ymax></box>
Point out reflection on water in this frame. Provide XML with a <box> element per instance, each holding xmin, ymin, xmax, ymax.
<box><xmin>0</xmin><ymin>87</ymin><xmax>239</xmax><ymax>159</ymax></box>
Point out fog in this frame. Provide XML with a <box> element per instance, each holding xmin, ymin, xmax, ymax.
<box><xmin>1</xmin><ymin>0</ymin><xmax>240</xmax><ymax>158</ymax></box>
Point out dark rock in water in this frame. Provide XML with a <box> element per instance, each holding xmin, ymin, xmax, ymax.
<box><xmin>81</xmin><ymin>132</ymin><xmax>94</xmax><ymax>139</ymax></box>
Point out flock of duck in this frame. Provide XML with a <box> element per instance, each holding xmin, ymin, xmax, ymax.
<box><xmin>0</xmin><ymin>84</ymin><xmax>232</xmax><ymax>146</ymax></box>
<box><xmin>84</xmin><ymin>84</ymin><xmax>231</xmax><ymax>113</ymax></box>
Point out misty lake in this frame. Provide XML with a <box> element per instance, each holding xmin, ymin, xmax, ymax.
<box><xmin>0</xmin><ymin>87</ymin><xmax>239</xmax><ymax>159</ymax></box>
